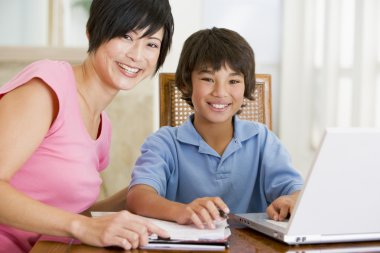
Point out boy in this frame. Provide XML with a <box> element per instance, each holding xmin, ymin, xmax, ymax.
<box><xmin>127</xmin><ymin>27</ymin><xmax>303</xmax><ymax>229</ymax></box>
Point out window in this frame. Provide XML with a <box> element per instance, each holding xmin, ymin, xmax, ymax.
<box><xmin>280</xmin><ymin>0</ymin><xmax>380</xmax><ymax>176</ymax></box>
<box><xmin>0</xmin><ymin>0</ymin><xmax>89</xmax><ymax>47</ymax></box>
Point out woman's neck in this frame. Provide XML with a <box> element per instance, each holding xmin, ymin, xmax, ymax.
<box><xmin>73</xmin><ymin>58</ymin><xmax>117</xmax><ymax>118</ymax></box>
<box><xmin>73</xmin><ymin>58</ymin><xmax>118</xmax><ymax>139</ymax></box>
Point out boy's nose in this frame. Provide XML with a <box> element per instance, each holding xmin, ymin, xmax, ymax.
<box><xmin>212</xmin><ymin>82</ymin><xmax>227</xmax><ymax>97</ymax></box>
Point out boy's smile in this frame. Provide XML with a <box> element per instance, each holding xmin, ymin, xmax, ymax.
<box><xmin>208</xmin><ymin>102</ymin><xmax>231</xmax><ymax>111</ymax></box>
<box><xmin>191</xmin><ymin>64</ymin><xmax>245</xmax><ymax>126</ymax></box>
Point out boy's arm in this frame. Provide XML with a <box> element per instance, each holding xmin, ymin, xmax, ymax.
<box><xmin>127</xmin><ymin>184</ymin><xmax>229</xmax><ymax>229</ymax></box>
<box><xmin>127</xmin><ymin>185</ymin><xmax>184</xmax><ymax>221</ymax></box>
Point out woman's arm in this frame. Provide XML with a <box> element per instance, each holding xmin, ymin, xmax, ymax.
<box><xmin>0</xmin><ymin>80</ymin><xmax>167</xmax><ymax>249</ymax></box>
<box><xmin>82</xmin><ymin>187</ymin><xmax>129</xmax><ymax>216</ymax></box>
<box><xmin>0</xmin><ymin>78</ymin><xmax>78</xmax><ymax>235</ymax></box>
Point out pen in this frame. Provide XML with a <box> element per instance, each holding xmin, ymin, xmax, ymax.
<box><xmin>219</xmin><ymin>209</ymin><xmax>228</xmax><ymax>219</ymax></box>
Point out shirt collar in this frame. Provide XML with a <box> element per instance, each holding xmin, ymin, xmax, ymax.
<box><xmin>233</xmin><ymin>115</ymin><xmax>261</xmax><ymax>142</ymax></box>
<box><xmin>176</xmin><ymin>114</ymin><xmax>201</xmax><ymax>146</ymax></box>
<box><xmin>177</xmin><ymin>114</ymin><xmax>260</xmax><ymax>147</ymax></box>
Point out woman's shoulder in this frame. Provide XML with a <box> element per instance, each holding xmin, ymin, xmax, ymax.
<box><xmin>2</xmin><ymin>59</ymin><xmax>73</xmax><ymax>90</ymax></box>
<box><xmin>18</xmin><ymin>59</ymin><xmax>71</xmax><ymax>75</ymax></box>
<box><xmin>26</xmin><ymin>59</ymin><xmax>72</xmax><ymax>80</ymax></box>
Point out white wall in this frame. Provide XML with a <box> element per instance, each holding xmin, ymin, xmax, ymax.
<box><xmin>154</xmin><ymin>0</ymin><xmax>203</xmax><ymax>128</ymax></box>
<box><xmin>200</xmin><ymin>0</ymin><xmax>282</xmax><ymax>133</ymax></box>
<box><xmin>0</xmin><ymin>0</ymin><xmax>48</xmax><ymax>46</ymax></box>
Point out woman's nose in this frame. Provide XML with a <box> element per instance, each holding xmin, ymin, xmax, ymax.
<box><xmin>127</xmin><ymin>41</ymin><xmax>144</xmax><ymax>62</ymax></box>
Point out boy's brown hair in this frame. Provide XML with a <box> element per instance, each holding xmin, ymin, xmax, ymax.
<box><xmin>175</xmin><ymin>27</ymin><xmax>255</xmax><ymax>108</ymax></box>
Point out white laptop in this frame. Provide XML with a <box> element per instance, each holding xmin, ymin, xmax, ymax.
<box><xmin>232</xmin><ymin>128</ymin><xmax>380</xmax><ymax>245</ymax></box>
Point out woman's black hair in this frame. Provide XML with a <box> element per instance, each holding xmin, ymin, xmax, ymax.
<box><xmin>87</xmin><ymin>0</ymin><xmax>174</xmax><ymax>72</ymax></box>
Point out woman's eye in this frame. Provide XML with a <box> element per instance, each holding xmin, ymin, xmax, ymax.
<box><xmin>148</xmin><ymin>43</ymin><xmax>159</xmax><ymax>49</ymax></box>
<box><xmin>123</xmin><ymin>34</ymin><xmax>133</xmax><ymax>40</ymax></box>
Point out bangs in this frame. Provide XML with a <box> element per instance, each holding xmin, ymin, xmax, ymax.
<box><xmin>111</xmin><ymin>2</ymin><xmax>168</xmax><ymax>39</ymax></box>
<box><xmin>192</xmin><ymin>38</ymin><xmax>245</xmax><ymax>74</ymax></box>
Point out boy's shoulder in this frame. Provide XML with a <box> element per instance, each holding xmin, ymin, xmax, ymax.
<box><xmin>234</xmin><ymin>117</ymin><xmax>270</xmax><ymax>138</ymax></box>
<box><xmin>148</xmin><ymin>125</ymin><xmax>181</xmax><ymax>142</ymax></box>
<box><xmin>149</xmin><ymin>120</ymin><xmax>201</xmax><ymax>147</ymax></box>
<box><xmin>157</xmin><ymin>122</ymin><xmax>196</xmax><ymax>140</ymax></box>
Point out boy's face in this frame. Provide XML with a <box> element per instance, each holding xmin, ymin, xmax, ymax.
<box><xmin>191</xmin><ymin>64</ymin><xmax>245</xmax><ymax>126</ymax></box>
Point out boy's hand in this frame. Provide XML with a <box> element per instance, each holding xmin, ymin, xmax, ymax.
<box><xmin>175</xmin><ymin>197</ymin><xmax>229</xmax><ymax>229</ymax></box>
<box><xmin>266</xmin><ymin>191</ymin><xmax>300</xmax><ymax>221</ymax></box>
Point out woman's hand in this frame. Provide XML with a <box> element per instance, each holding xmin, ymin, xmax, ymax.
<box><xmin>175</xmin><ymin>197</ymin><xmax>229</xmax><ymax>229</ymax></box>
<box><xmin>72</xmin><ymin>210</ymin><xmax>169</xmax><ymax>250</ymax></box>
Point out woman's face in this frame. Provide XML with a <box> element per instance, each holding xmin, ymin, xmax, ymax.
<box><xmin>91</xmin><ymin>27</ymin><xmax>164</xmax><ymax>91</ymax></box>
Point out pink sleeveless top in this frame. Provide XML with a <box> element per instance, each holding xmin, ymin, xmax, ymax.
<box><xmin>0</xmin><ymin>60</ymin><xmax>111</xmax><ymax>252</ymax></box>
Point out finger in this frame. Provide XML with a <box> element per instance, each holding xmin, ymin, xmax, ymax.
<box><xmin>289</xmin><ymin>204</ymin><xmax>295</xmax><ymax>215</ymax></box>
<box><xmin>266</xmin><ymin>205</ymin><xmax>279</xmax><ymax>221</ymax></box>
<box><xmin>198</xmin><ymin>207</ymin><xmax>215</xmax><ymax>229</ymax></box>
<box><xmin>187</xmin><ymin>207</ymin><xmax>204</xmax><ymax>229</ymax></box>
<box><xmin>145</xmin><ymin>221</ymin><xmax>170</xmax><ymax>239</ymax></box>
<box><xmin>115</xmin><ymin>216</ymin><xmax>150</xmax><ymax>247</ymax></box>
<box><xmin>213</xmin><ymin>197</ymin><xmax>230</xmax><ymax>215</ymax></box>
<box><xmin>278</xmin><ymin>206</ymin><xmax>290</xmax><ymax>221</ymax></box>
<box><xmin>116</xmin><ymin>237</ymin><xmax>132</xmax><ymax>250</ymax></box>
<box><xmin>205</xmin><ymin>200</ymin><xmax>221</xmax><ymax>221</ymax></box>
<box><xmin>121</xmin><ymin>219</ymin><xmax>149</xmax><ymax>236</ymax></box>
<box><xmin>288</xmin><ymin>199</ymin><xmax>296</xmax><ymax>215</ymax></box>
<box><xmin>116</xmin><ymin>229</ymin><xmax>141</xmax><ymax>249</ymax></box>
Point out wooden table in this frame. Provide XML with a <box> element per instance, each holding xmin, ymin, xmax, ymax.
<box><xmin>30</xmin><ymin>226</ymin><xmax>380</xmax><ymax>253</ymax></box>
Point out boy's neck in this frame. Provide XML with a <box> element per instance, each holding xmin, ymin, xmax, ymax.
<box><xmin>193</xmin><ymin>117</ymin><xmax>234</xmax><ymax>156</ymax></box>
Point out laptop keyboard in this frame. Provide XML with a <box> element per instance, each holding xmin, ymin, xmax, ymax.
<box><xmin>265</xmin><ymin>219</ymin><xmax>289</xmax><ymax>228</ymax></box>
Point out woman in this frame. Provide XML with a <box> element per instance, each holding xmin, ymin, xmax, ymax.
<box><xmin>0</xmin><ymin>0</ymin><xmax>174</xmax><ymax>252</ymax></box>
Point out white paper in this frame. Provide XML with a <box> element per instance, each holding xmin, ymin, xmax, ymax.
<box><xmin>140</xmin><ymin>243</ymin><xmax>226</xmax><ymax>251</ymax></box>
<box><xmin>91</xmin><ymin>212</ymin><xmax>230</xmax><ymax>241</ymax></box>
<box><xmin>145</xmin><ymin>217</ymin><xmax>229</xmax><ymax>241</ymax></box>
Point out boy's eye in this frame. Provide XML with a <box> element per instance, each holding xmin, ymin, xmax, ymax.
<box><xmin>201</xmin><ymin>77</ymin><xmax>214</xmax><ymax>83</ymax></box>
<box><xmin>230</xmin><ymin>80</ymin><xmax>240</xmax><ymax>85</ymax></box>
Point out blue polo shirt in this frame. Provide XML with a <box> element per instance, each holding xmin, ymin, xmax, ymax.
<box><xmin>129</xmin><ymin>115</ymin><xmax>303</xmax><ymax>213</ymax></box>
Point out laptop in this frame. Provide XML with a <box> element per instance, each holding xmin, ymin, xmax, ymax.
<box><xmin>231</xmin><ymin>128</ymin><xmax>380</xmax><ymax>245</ymax></box>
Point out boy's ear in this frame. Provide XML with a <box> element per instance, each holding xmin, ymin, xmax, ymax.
<box><xmin>177</xmin><ymin>82</ymin><xmax>190</xmax><ymax>94</ymax></box>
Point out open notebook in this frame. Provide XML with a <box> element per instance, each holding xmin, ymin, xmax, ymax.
<box><xmin>232</xmin><ymin>128</ymin><xmax>380</xmax><ymax>245</ymax></box>
<box><xmin>91</xmin><ymin>212</ymin><xmax>230</xmax><ymax>251</ymax></box>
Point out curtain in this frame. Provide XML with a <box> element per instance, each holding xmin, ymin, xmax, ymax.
<box><xmin>279</xmin><ymin>0</ymin><xmax>380</xmax><ymax>176</ymax></box>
